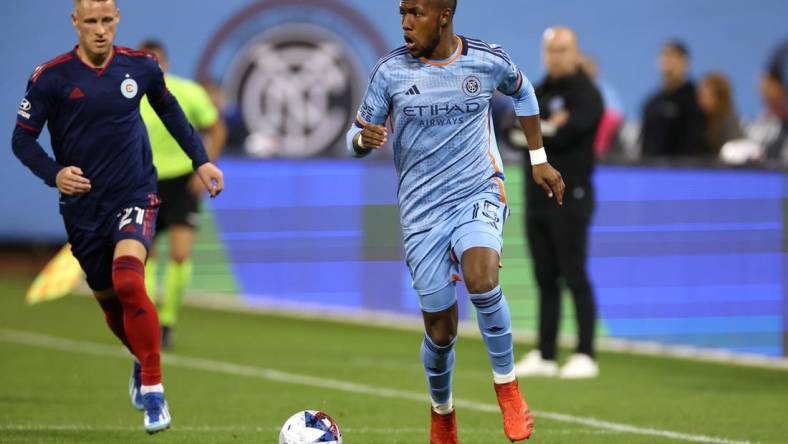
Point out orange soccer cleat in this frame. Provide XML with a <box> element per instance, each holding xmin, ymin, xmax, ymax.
<box><xmin>494</xmin><ymin>380</ymin><xmax>534</xmax><ymax>441</ymax></box>
<box><xmin>430</xmin><ymin>409</ymin><xmax>459</xmax><ymax>444</ymax></box>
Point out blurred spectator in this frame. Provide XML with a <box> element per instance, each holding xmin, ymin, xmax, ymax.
<box><xmin>515</xmin><ymin>26</ymin><xmax>603</xmax><ymax>379</ymax></box>
<box><xmin>640</xmin><ymin>40</ymin><xmax>704</xmax><ymax>157</ymax></box>
<box><xmin>767</xmin><ymin>39</ymin><xmax>788</xmax><ymax>90</ymax></box>
<box><xmin>697</xmin><ymin>73</ymin><xmax>744</xmax><ymax>157</ymax></box>
<box><xmin>579</xmin><ymin>55</ymin><xmax>624</xmax><ymax>158</ymax></box>
<box><xmin>747</xmin><ymin>40</ymin><xmax>788</xmax><ymax>166</ymax></box>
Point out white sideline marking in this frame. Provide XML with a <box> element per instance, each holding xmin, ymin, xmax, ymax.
<box><xmin>0</xmin><ymin>329</ymin><xmax>759</xmax><ymax>444</ymax></box>
<box><xmin>181</xmin><ymin>292</ymin><xmax>788</xmax><ymax>372</ymax></box>
<box><xmin>0</xmin><ymin>424</ymin><xmax>614</xmax><ymax>435</ymax></box>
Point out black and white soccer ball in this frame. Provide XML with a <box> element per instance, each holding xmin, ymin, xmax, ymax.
<box><xmin>279</xmin><ymin>410</ymin><xmax>342</xmax><ymax>444</ymax></box>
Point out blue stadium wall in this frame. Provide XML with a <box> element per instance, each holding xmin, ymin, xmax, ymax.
<box><xmin>1</xmin><ymin>1</ymin><xmax>786</xmax><ymax>357</ymax></box>
<box><xmin>204</xmin><ymin>160</ymin><xmax>788</xmax><ymax>357</ymax></box>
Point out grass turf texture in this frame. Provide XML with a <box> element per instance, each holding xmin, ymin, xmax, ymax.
<box><xmin>1</xmin><ymin>275</ymin><xmax>786</xmax><ymax>443</ymax></box>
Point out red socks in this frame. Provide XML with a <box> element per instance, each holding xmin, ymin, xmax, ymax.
<box><xmin>112</xmin><ymin>256</ymin><xmax>161</xmax><ymax>385</ymax></box>
<box><xmin>96</xmin><ymin>296</ymin><xmax>132</xmax><ymax>352</ymax></box>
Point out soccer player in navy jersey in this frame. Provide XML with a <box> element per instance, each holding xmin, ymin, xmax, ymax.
<box><xmin>11</xmin><ymin>0</ymin><xmax>224</xmax><ymax>434</ymax></box>
<box><xmin>345</xmin><ymin>0</ymin><xmax>564</xmax><ymax>442</ymax></box>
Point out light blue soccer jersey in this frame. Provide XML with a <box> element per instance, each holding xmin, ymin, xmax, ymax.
<box><xmin>347</xmin><ymin>36</ymin><xmax>539</xmax><ymax>234</ymax></box>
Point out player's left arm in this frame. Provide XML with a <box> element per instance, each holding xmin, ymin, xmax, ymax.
<box><xmin>146</xmin><ymin>65</ymin><xmax>223</xmax><ymax>197</ymax></box>
<box><xmin>495</xmin><ymin>47</ymin><xmax>564</xmax><ymax>205</ymax></box>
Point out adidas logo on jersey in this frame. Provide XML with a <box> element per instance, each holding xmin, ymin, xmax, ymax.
<box><xmin>404</xmin><ymin>84</ymin><xmax>421</xmax><ymax>95</ymax></box>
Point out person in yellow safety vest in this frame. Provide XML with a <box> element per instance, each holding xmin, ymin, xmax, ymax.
<box><xmin>139</xmin><ymin>39</ymin><xmax>226</xmax><ymax>349</ymax></box>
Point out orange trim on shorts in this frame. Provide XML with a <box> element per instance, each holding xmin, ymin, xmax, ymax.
<box><xmin>420</xmin><ymin>36</ymin><xmax>463</xmax><ymax>67</ymax></box>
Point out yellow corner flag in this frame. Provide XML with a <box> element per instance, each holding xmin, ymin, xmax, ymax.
<box><xmin>26</xmin><ymin>243</ymin><xmax>84</xmax><ymax>305</ymax></box>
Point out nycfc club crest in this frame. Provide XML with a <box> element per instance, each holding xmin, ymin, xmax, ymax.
<box><xmin>120</xmin><ymin>75</ymin><xmax>138</xmax><ymax>99</ymax></box>
<box><xmin>463</xmin><ymin>76</ymin><xmax>481</xmax><ymax>97</ymax></box>
<box><xmin>195</xmin><ymin>0</ymin><xmax>387</xmax><ymax>157</ymax></box>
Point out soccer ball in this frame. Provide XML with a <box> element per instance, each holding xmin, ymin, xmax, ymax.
<box><xmin>279</xmin><ymin>410</ymin><xmax>343</xmax><ymax>444</ymax></box>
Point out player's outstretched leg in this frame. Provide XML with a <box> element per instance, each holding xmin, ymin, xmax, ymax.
<box><xmin>423</xmin><ymin>334</ymin><xmax>458</xmax><ymax>444</ymax></box>
<box><xmin>421</xmin><ymin>297</ymin><xmax>459</xmax><ymax>444</ymax></box>
<box><xmin>112</xmin><ymin>255</ymin><xmax>170</xmax><ymax>433</ymax></box>
<box><xmin>470</xmin><ymin>286</ymin><xmax>534</xmax><ymax>441</ymax></box>
<box><xmin>95</xmin><ymin>293</ymin><xmax>145</xmax><ymax>411</ymax></box>
<box><xmin>463</xmin><ymin>247</ymin><xmax>533</xmax><ymax>441</ymax></box>
<box><xmin>422</xmin><ymin>334</ymin><xmax>456</xmax><ymax>410</ymax></box>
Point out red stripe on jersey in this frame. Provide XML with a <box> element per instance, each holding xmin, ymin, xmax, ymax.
<box><xmin>16</xmin><ymin>120</ymin><xmax>42</xmax><ymax>134</ymax></box>
<box><xmin>30</xmin><ymin>52</ymin><xmax>74</xmax><ymax>84</ymax></box>
<box><xmin>115</xmin><ymin>46</ymin><xmax>158</xmax><ymax>62</ymax></box>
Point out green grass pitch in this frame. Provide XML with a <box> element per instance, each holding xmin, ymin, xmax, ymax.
<box><xmin>1</xmin><ymin>275</ymin><xmax>786</xmax><ymax>443</ymax></box>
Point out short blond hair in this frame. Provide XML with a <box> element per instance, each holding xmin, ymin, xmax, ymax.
<box><xmin>73</xmin><ymin>0</ymin><xmax>116</xmax><ymax>7</ymax></box>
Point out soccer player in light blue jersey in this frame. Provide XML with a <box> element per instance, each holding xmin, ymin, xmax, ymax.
<box><xmin>345</xmin><ymin>1</ymin><xmax>564</xmax><ymax>442</ymax></box>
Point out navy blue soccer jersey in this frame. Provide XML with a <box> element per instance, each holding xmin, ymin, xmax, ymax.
<box><xmin>12</xmin><ymin>46</ymin><xmax>209</xmax><ymax>230</ymax></box>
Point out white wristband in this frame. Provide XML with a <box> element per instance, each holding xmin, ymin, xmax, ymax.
<box><xmin>529</xmin><ymin>147</ymin><xmax>547</xmax><ymax>165</ymax></box>
<box><xmin>356</xmin><ymin>132</ymin><xmax>366</xmax><ymax>150</ymax></box>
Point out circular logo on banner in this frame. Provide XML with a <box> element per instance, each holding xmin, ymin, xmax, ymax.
<box><xmin>120</xmin><ymin>78</ymin><xmax>138</xmax><ymax>99</ymax></box>
<box><xmin>196</xmin><ymin>0</ymin><xmax>387</xmax><ymax>158</ymax></box>
<box><xmin>463</xmin><ymin>76</ymin><xmax>481</xmax><ymax>97</ymax></box>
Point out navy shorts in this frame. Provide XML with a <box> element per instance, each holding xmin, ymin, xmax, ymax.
<box><xmin>65</xmin><ymin>194</ymin><xmax>161</xmax><ymax>291</ymax></box>
<box><xmin>156</xmin><ymin>173</ymin><xmax>200</xmax><ymax>232</ymax></box>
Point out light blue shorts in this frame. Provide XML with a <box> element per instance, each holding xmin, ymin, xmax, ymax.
<box><xmin>403</xmin><ymin>189</ymin><xmax>509</xmax><ymax>312</ymax></box>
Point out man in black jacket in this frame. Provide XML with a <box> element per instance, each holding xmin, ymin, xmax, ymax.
<box><xmin>514</xmin><ymin>26</ymin><xmax>603</xmax><ymax>379</ymax></box>
<box><xmin>641</xmin><ymin>40</ymin><xmax>704</xmax><ymax>157</ymax></box>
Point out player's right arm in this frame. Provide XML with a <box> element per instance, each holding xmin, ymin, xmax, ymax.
<box><xmin>11</xmin><ymin>73</ymin><xmax>91</xmax><ymax>195</ymax></box>
<box><xmin>346</xmin><ymin>63</ymin><xmax>391</xmax><ymax>157</ymax></box>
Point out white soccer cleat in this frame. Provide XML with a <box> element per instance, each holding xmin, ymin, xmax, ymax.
<box><xmin>558</xmin><ymin>353</ymin><xmax>599</xmax><ymax>379</ymax></box>
<box><xmin>142</xmin><ymin>392</ymin><xmax>171</xmax><ymax>434</ymax></box>
<box><xmin>515</xmin><ymin>350</ymin><xmax>558</xmax><ymax>377</ymax></box>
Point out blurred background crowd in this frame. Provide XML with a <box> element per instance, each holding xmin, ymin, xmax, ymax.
<box><xmin>495</xmin><ymin>37</ymin><xmax>788</xmax><ymax>169</ymax></box>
